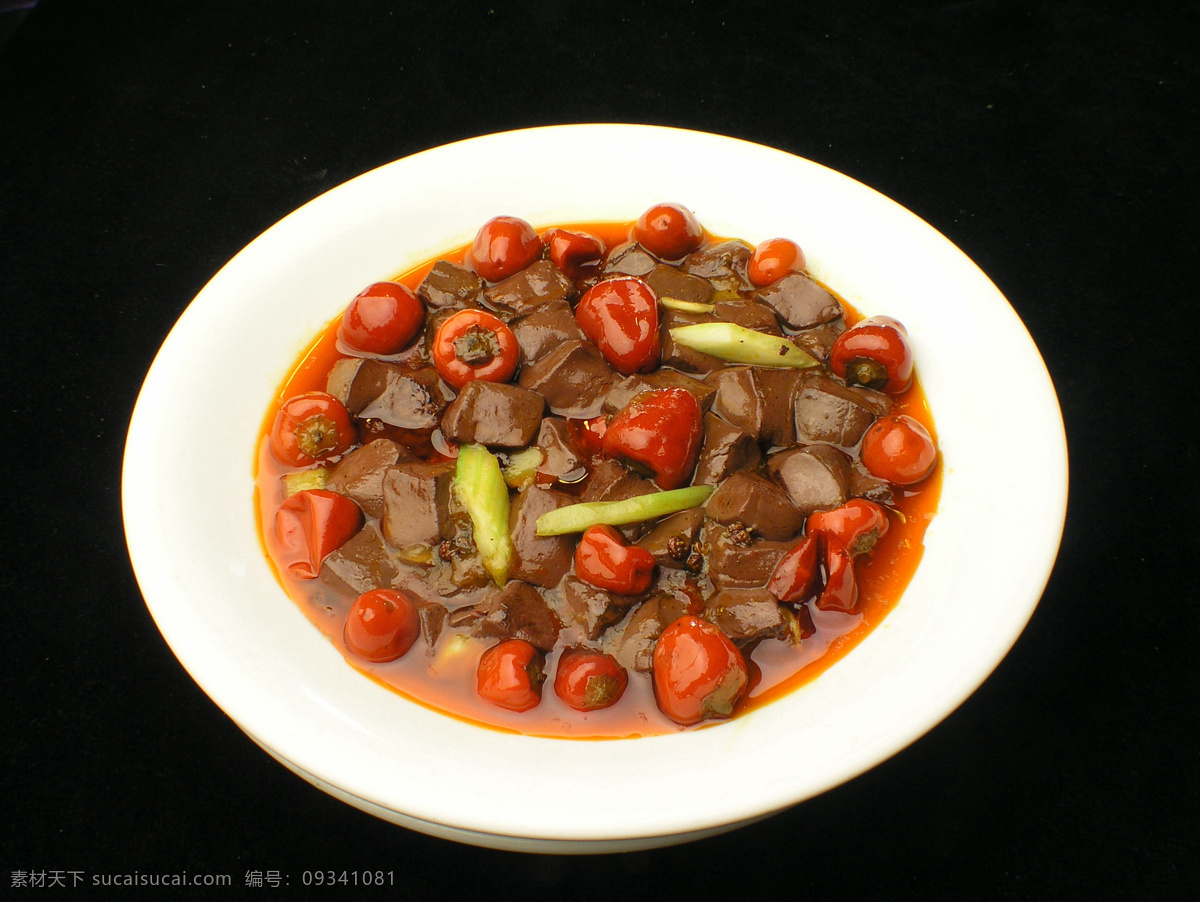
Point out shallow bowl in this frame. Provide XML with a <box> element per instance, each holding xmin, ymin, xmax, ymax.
<box><xmin>122</xmin><ymin>124</ymin><xmax>1068</xmax><ymax>853</ymax></box>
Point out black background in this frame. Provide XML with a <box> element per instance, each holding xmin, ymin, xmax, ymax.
<box><xmin>2</xmin><ymin>0</ymin><xmax>1196</xmax><ymax>898</ymax></box>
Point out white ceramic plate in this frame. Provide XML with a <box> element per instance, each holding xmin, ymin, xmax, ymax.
<box><xmin>122</xmin><ymin>124</ymin><xmax>1068</xmax><ymax>853</ymax></box>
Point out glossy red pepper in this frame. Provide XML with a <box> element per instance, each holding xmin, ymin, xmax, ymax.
<box><xmin>816</xmin><ymin>534</ymin><xmax>859</xmax><ymax>614</ymax></box>
<box><xmin>748</xmin><ymin>237</ymin><xmax>807</xmax><ymax>287</ymax></box>
<box><xmin>601</xmin><ymin>388</ymin><xmax>702</xmax><ymax>490</ymax></box>
<box><xmin>767</xmin><ymin>532</ymin><xmax>820</xmax><ymax>603</ymax></box>
<box><xmin>553</xmin><ymin>649</ymin><xmax>629</xmax><ymax>711</ymax></box>
<box><xmin>860</xmin><ymin>414</ymin><xmax>938</xmax><ymax>486</ymax></box>
<box><xmin>652</xmin><ymin>616</ymin><xmax>748</xmax><ymax>726</ymax></box>
<box><xmin>269</xmin><ymin>391</ymin><xmax>357</xmax><ymax>467</ymax></box>
<box><xmin>343</xmin><ymin>588</ymin><xmax>421</xmax><ymax>663</ymax></box>
<box><xmin>340</xmin><ymin>281</ymin><xmax>425</xmax><ymax>355</ymax></box>
<box><xmin>575</xmin><ymin>277</ymin><xmax>661</xmax><ymax>374</ymax></box>
<box><xmin>476</xmin><ymin>638</ymin><xmax>545</xmax><ymax>712</ymax></box>
<box><xmin>829</xmin><ymin>316</ymin><xmax>914</xmax><ymax>394</ymax></box>
<box><xmin>467</xmin><ymin>215</ymin><xmax>543</xmax><ymax>283</ymax></box>
<box><xmin>431</xmin><ymin>309</ymin><xmax>520</xmax><ymax>390</ymax></box>
<box><xmin>543</xmin><ymin>227</ymin><xmax>605</xmax><ymax>280</ymax></box>
<box><xmin>807</xmin><ymin>500</ymin><xmax>890</xmax><ymax>557</ymax></box>
<box><xmin>574</xmin><ymin>525</ymin><xmax>657</xmax><ymax>595</ymax></box>
<box><xmin>274</xmin><ymin>489</ymin><xmax>363</xmax><ymax>580</ymax></box>
<box><xmin>633</xmin><ymin>202</ymin><xmax>704</xmax><ymax>261</ymax></box>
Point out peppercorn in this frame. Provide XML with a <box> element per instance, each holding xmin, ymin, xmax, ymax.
<box><xmin>666</xmin><ymin>535</ymin><xmax>692</xmax><ymax>561</ymax></box>
<box><xmin>726</xmin><ymin>521</ymin><xmax>753</xmax><ymax>547</ymax></box>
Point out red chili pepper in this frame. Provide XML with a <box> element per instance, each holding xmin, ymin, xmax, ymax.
<box><xmin>574</xmin><ymin>525</ymin><xmax>657</xmax><ymax>595</ymax></box>
<box><xmin>553</xmin><ymin>649</ymin><xmax>628</xmax><ymax>711</ymax></box>
<box><xmin>652</xmin><ymin>616</ymin><xmax>748</xmax><ymax>726</ymax></box>
<box><xmin>274</xmin><ymin>489</ymin><xmax>363</xmax><ymax>580</ymax></box>
<box><xmin>269</xmin><ymin>391</ymin><xmax>357</xmax><ymax>467</ymax></box>
<box><xmin>431</xmin><ymin>309</ymin><xmax>520</xmax><ymax>390</ymax></box>
<box><xmin>601</xmin><ymin>388</ymin><xmax>702</xmax><ymax>490</ymax></box>
<box><xmin>340</xmin><ymin>281</ymin><xmax>425</xmax><ymax>355</ymax></box>
<box><xmin>476</xmin><ymin>638</ymin><xmax>545</xmax><ymax>712</ymax></box>
<box><xmin>543</xmin><ymin>227</ymin><xmax>606</xmax><ymax>280</ymax></box>
<box><xmin>816</xmin><ymin>534</ymin><xmax>859</xmax><ymax>614</ymax></box>
<box><xmin>767</xmin><ymin>532</ymin><xmax>821</xmax><ymax>603</ymax></box>
<box><xmin>575</xmin><ymin>276</ymin><xmax>661</xmax><ymax>375</ymax></box>
<box><xmin>748</xmin><ymin>237</ymin><xmax>806</xmax><ymax>287</ymax></box>
<box><xmin>343</xmin><ymin>588</ymin><xmax>421</xmax><ymax>663</ymax></box>
<box><xmin>633</xmin><ymin>202</ymin><xmax>704</xmax><ymax>261</ymax></box>
<box><xmin>860</xmin><ymin>414</ymin><xmax>938</xmax><ymax>486</ymax></box>
<box><xmin>806</xmin><ymin>500</ymin><xmax>890</xmax><ymax>557</ymax></box>
<box><xmin>468</xmin><ymin>215</ymin><xmax>543</xmax><ymax>283</ymax></box>
<box><xmin>829</xmin><ymin>316</ymin><xmax>914</xmax><ymax>394</ymax></box>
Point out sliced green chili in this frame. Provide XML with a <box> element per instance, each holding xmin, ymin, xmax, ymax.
<box><xmin>535</xmin><ymin>485</ymin><xmax>713</xmax><ymax>536</ymax></box>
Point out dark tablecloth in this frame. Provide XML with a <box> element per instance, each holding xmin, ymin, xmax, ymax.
<box><xmin>3</xmin><ymin>1</ymin><xmax>1195</xmax><ymax>897</ymax></box>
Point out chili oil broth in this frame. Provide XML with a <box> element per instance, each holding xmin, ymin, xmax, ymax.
<box><xmin>255</xmin><ymin>221</ymin><xmax>942</xmax><ymax>738</ymax></box>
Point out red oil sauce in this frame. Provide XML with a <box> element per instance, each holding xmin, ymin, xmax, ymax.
<box><xmin>254</xmin><ymin>221</ymin><xmax>941</xmax><ymax>738</ymax></box>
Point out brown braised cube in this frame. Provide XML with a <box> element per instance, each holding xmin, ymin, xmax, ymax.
<box><xmin>440</xmin><ymin>381</ymin><xmax>545</xmax><ymax>449</ymax></box>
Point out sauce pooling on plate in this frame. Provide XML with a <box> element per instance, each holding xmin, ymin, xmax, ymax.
<box><xmin>256</xmin><ymin>206</ymin><xmax>941</xmax><ymax>738</ymax></box>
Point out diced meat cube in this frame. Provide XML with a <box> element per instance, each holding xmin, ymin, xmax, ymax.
<box><xmin>324</xmin><ymin>439</ymin><xmax>410</xmax><ymax>520</ymax></box>
<box><xmin>713</xmin><ymin>298</ymin><xmax>782</xmax><ymax>335</ymax></box>
<box><xmin>706</xmin><ymin>471</ymin><xmax>804</xmax><ymax>541</ymax></box>
<box><xmin>791</xmin><ymin>321</ymin><xmax>845</xmax><ymax>364</ymax></box>
<box><xmin>756</xmin><ymin>368</ymin><xmax>804</xmax><ymax>447</ymax></box>
<box><xmin>707</xmin><ymin>367</ymin><xmax>765</xmax><ymax>440</ymax></box>
<box><xmin>466</xmin><ymin>581</ymin><xmax>563</xmax><ymax>651</ymax></box>
<box><xmin>440</xmin><ymin>380</ymin><xmax>545</xmax><ymax>449</ymax></box>
<box><xmin>849</xmin><ymin>465</ymin><xmax>895</xmax><ymax>507</ymax></box>
<box><xmin>680</xmin><ymin>239</ymin><xmax>754</xmax><ymax>292</ymax></box>
<box><xmin>768</xmin><ymin>445</ymin><xmax>851</xmax><ymax>515</ymax></box>
<box><xmin>319</xmin><ymin>521</ymin><xmax>402</xmax><ymax>598</ymax></box>
<box><xmin>708</xmin><ymin>366</ymin><xmax>802</xmax><ymax>447</ymax></box>
<box><xmin>644</xmin><ymin>263</ymin><xmax>714</xmax><ymax>306</ymax></box>
<box><xmin>754</xmin><ymin>272</ymin><xmax>844</xmax><ymax>329</ymax></box>
<box><xmin>326</xmin><ymin>357</ymin><xmax>363</xmax><ymax>406</ymax></box>
<box><xmin>656</xmin><ymin>580</ymin><xmax>705</xmax><ymax>624</ymax></box>
<box><xmin>380</xmin><ymin>459</ymin><xmax>456</xmax><ymax>549</ymax></box>
<box><xmin>533</xmin><ymin>417</ymin><xmax>586</xmax><ymax>484</ymax></box>
<box><xmin>346</xmin><ymin>361</ymin><xmax>453</xmax><ymax>430</ymax></box>
<box><xmin>560</xmin><ymin>576</ymin><xmax>638</xmax><ymax>640</ymax></box>
<box><xmin>606</xmin><ymin>595</ymin><xmax>662</xmax><ymax>672</ymax></box>
<box><xmin>693</xmin><ymin>413</ymin><xmax>761</xmax><ymax>487</ymax></box>
<box><xmin>703</xmin><ymin>523</ymin><xmax>794</xmax><ymax>590</ymax></box>
<box><xmin>793</xmin><ymin>369</ymin><xmax>890</xmax><ymax>449</ymax></box>
<box><xmin>509</xmin><ymin>299</ymin><xmax>584</xmax><ymax>366</ymax></box>
<box><xmin>497</xmin><ymin>581</ymin><xmax>562</xmax><ymax>651</ymax></box>
<box><xmin>483</xmin><ymin>259</ymin><xmax>575</xmax><ymax>315</ymax></box>
<box><xmin>418</xmin><ymin>260</ymin><xmax>484</xmax><ymax>310</ymax></box>
<box><xmin>601</xmin><ymin>241</ymin><xmax>658</xmax><ymax>277</ymax></box>
<box><xmin>518</xmin><ymin>339</ymin><xmax>618</xmax><ymax>418</ymax></box>
<box><xmin>508</xmin><ymin>485</ymin><xmax>577</xmax><ymax>589</ymax></box>
<box><xmin>705</xmin><ymin>588</ymin><xmax>791</xmax><ymax>645</ymax></box>
<box><xmin>606</xmin><ymin>580</ymin><xmax>707</xmax><ymax>673</ymax></box>
<box><xmin>636</xmin><ymin>508</ymin><xmax>705</xmax><ymax>569</ymax></box>
<box><xmin>582</xmin><ymin>458</ymin><xmax>658</xmax><ymax>504</ymax></box>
